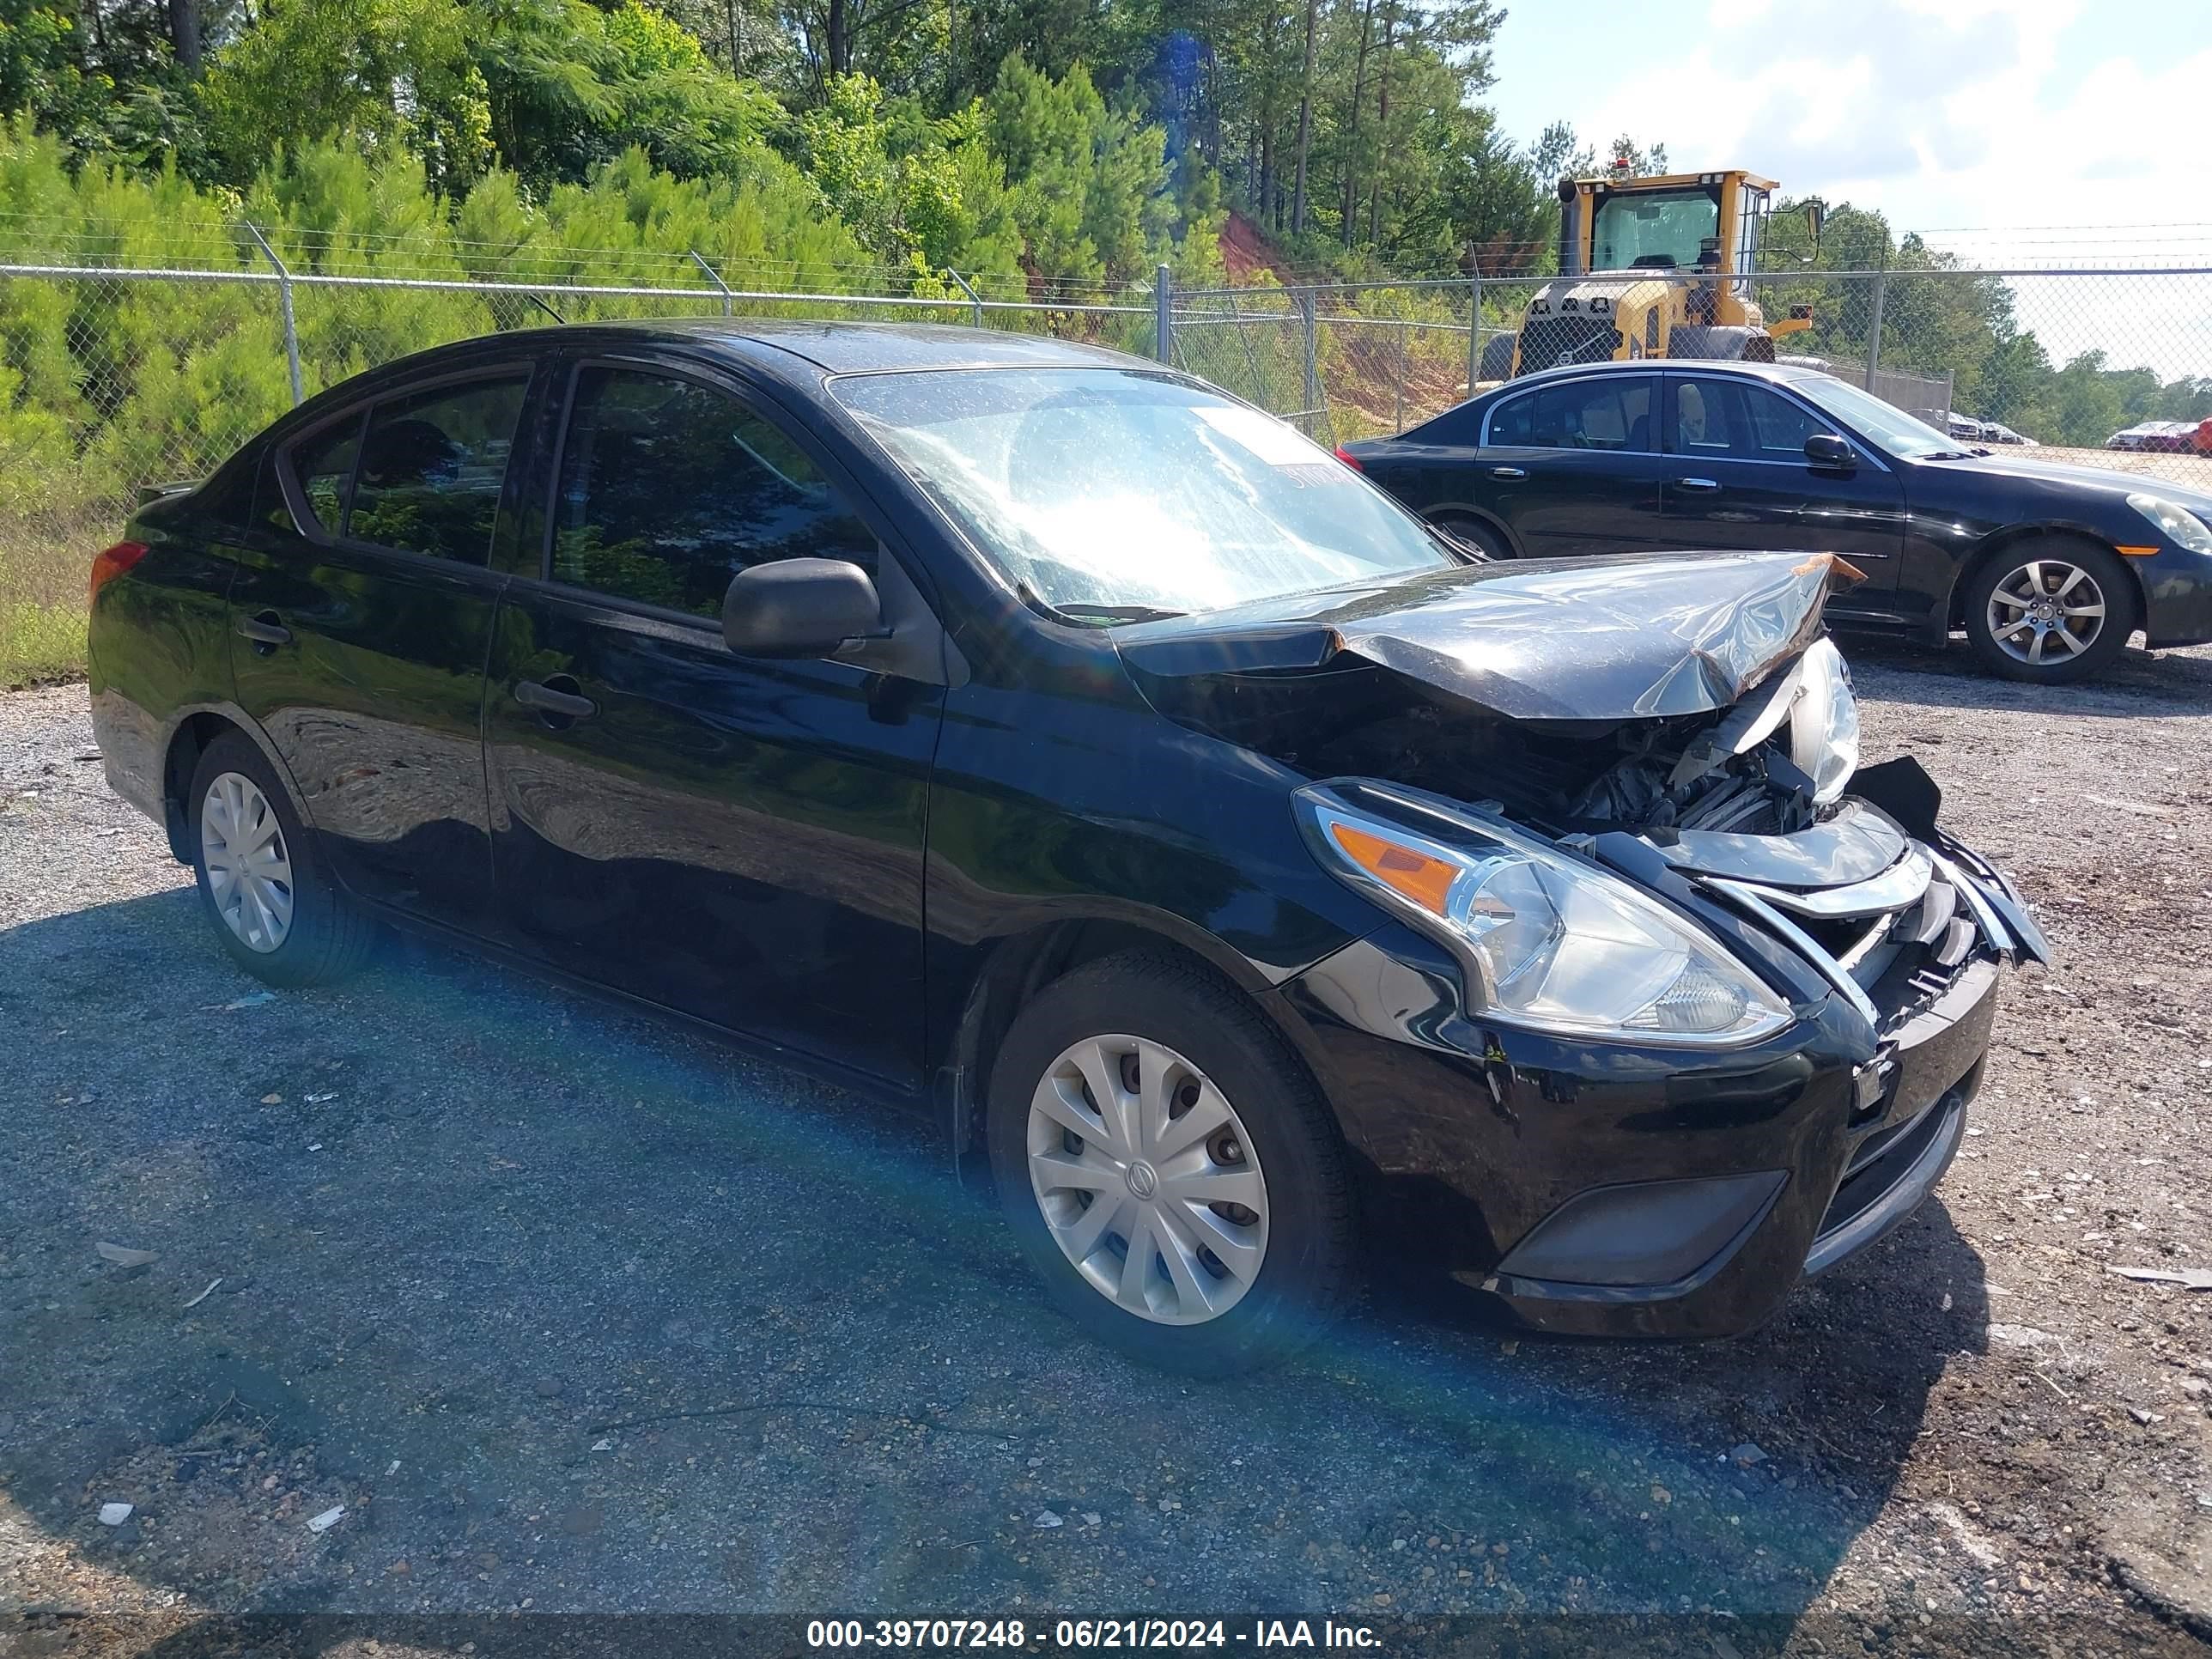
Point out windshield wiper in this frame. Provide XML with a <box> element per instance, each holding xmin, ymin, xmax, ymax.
<box><xmin>1427</xmin><ymin>522</ymin><xmax>1491</xmax><ymax>562</ymax></box>
<box><xmin>1049</xmin><ymin>600</ymin><xmax>1188</xmax><ymax>624</ymax></box>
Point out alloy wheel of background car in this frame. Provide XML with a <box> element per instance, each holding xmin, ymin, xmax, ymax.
<box><xmin>199</xmin><ymin>770</ymin><xmax>295</xmax><ymax>952</ymax></box>
<box><xmin>188</xmin><ymin>731</ymin><xmax>379</xmax><ymax>988</ymax></box>
<box><xmin>1984</xmin><ymin>558</ymin><xmax>2106</xmax><ymax>668</ymax></box>
<box><xmin>1962</xmin><ymin>538</ymin><xmax>2131</xmax><ymax>684</ymax></box>
<box><xmin>1025</xmin><ymin>1033</ymin><xmax>1270</xmax><ymax>1326</ymax></box>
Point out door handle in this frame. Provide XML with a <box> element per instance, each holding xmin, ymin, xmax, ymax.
<box><xmin>236</xmin><ymin>612</ymin><xmax>291</xmax><ymax>649</ymax></box>
<box><xmin>1675</xmin><ymin>477</ymin><xmax>1721</xmax><ymax>494</ymax></box>
<box><xmin>1488</xmin><ymin>465</ymin><xmax>1528</xmax><ymax>481</ymax></box>
<box><xmin>514</xmin><ymin>678</ymin><xmax>598</xmax><ymax>721</ymax></box>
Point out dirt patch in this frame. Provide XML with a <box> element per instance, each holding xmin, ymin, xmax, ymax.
<box><xmin>0</xmin><ymin>644</ymin><xmax>2209</xmax><ymax>1650</ymax></box>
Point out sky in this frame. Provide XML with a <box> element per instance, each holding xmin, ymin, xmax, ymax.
<box><xmin>1486</xmin><ymin>0</ymin><xmax>2212</xmax><ymax>262</ymax></box>
<box><xmin>1482</xmin><ymin>0</ymin><xmax>2212</xmax><ymax>380</ymax></box>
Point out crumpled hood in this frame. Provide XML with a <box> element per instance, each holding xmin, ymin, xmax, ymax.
<box><xmin>1115</xmin><ymin>550</ymin><xmax>1856</xmax><ymax>722</ymax></box>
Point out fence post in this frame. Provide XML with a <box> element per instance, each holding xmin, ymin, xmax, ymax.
<box><xmin>1299</xmin><ymin>289</ymin><xmax>1320</xmax><ymax>434</ymax></box>
<box><xmin>945</xmin><ymin>267</ymin><xmax>985</xmax><ymax>329</ymax></box>
<box><xmin>1863</xmin><ymin>267</ymin><xmax>1887</xmax><ymax>392</ymax></box>
<box><xmin>245</xmin><ymin>222</ymin><xmax>303</xmax><ymax>408</ymax></box>
<box><xmin>1395</xmin><ymin>320</ymin><xmax>1408</xmax><ymax>433</ymax></box>
<box><xmin>1155</xmin><ymin>263</ymin><xmax>1173</xmax><ymax>364</ymax></box>
<box><xmin>1467</xmin><ymin>255</ymin><xmax>1482</xmax><ymax>398</ymax></box>
<box><xmin>690</xmin><ymin>249</ymin><xmax>733</xmax><ymax>317</ymax></box>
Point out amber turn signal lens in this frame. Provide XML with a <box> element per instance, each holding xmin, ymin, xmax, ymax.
<box><xmin>1327</xmin><ymin>821</ymin><xmax>1458</xmax><ymax>916</ymax></box>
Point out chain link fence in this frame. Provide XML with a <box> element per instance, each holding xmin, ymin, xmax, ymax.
<box><xmin>8</xmin><ymin>240</ymin><xmax>2212</xmax><ymax>677</ymax></box>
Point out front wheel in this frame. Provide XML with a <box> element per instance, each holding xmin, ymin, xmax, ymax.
<box><xmin>986</xmin><ymin>951</ymin><xmax>1356</xmax><ymax>1375</ymax></box>
<box><xmin>1961</xmin><ymin>540</ymin><xmax>2134</xmax><ymax>683</ymax></box>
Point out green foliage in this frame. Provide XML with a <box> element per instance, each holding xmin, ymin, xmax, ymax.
<box><xmin>985</xmin><ymin>54</ymin><xmax>1177</xmax><ymax>288</ymax></box>
<box><xmin>0</xmin><ymin>1</ymin><xmax>212</xmax><ymax>174</ymax></box>
<box><xmin>199</xmin><ymin>0</ymin><xmax>495</xmax><ymax>195</ymax></box>
<box><xmin>475</xmin><ymin>0</ymin><xmax>778</xmax><ymax>190</ymax></box>
<box><xmin>0</xmin><ymin>599</ymin><xmax>88</xmax><ymax>684</ymax></box>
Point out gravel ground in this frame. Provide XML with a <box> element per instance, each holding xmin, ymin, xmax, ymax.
<box><xmin>1</xmin><ymin>637</ymin><xmax>2209</xmax><ymax>1656</ymax></box>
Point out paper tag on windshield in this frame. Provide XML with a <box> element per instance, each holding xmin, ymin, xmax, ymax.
<box><xmin>1196</xmin><ymin>404</ymin><xmax>1328</xmax><ymax>466</ymax></box>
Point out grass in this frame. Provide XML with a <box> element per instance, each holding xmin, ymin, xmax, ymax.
<box><xmin>0</xmin><ymin>600</ymin><xmax>88</xmax><ymax>685</ymax></box>
<box><xmin>1</xmin><ymin>515</ymin><xmax>106</xmax><ymax>687</ymax></box>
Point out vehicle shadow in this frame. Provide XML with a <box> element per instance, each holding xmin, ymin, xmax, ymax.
<box><xmin>2</xmin><ymin>888</ymin><xmax>1986</xmax><ymax>1644</ymax></box>
<box><xmin>1838</xmin><ymin>633</ymin><xmax>2212</xmax><ymax>717</ymax></box>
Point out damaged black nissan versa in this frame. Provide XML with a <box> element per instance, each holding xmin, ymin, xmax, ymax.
<box><xmin>85</xmin><ymin>323</ymin><xmax>2048</xmax><ymax>1373</ymax></box>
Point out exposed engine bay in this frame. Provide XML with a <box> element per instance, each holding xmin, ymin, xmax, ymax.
<box><xmin>1162</xmin><ymin>635</ymin><xmax>1862</xmax><ymax>844</ymax></box>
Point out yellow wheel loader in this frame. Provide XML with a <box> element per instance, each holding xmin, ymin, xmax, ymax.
<box><xmin>1480</xmin><ymin>164</ymin><xmax>1816</xmax><ymax>383</ymax></box>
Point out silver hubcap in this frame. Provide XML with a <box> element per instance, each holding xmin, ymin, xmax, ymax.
<box><xmin>201</xmin><ymin>771</ymin><xmax>295</xmax><ymax>953</ymax></box>
<box><xmin>1987</xmin><ymin>558</ymin><xmax>2106</xmax><ymax>665</ymax></box>
<box><xmin>1025</xmin><ymin>1035</ymin><xmax>1269</xmax><ymax>1326</ymax></box>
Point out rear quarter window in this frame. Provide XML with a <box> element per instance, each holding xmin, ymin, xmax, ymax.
<box><xmin>190</xmin><ymin>443</ymin><xmax>264</xmax><ymax>531</ymax></box>
<box><xmin>1403</xmin><ymin>404</ymin><xmax>1483</xmax><ymax>446</ymax></box>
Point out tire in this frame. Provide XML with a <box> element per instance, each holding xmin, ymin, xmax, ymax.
<box><xmin>985</xmin><ymin>951</ymin><xmax>1356</xmax><ymax>1375</ymax></box>
<box><xmin>1960</xmin><ymin>538</ymin><xmax>2135</xmax><ymax>684</ymax></box>
<box><xmin>187</xmin><ymin>730</ymin><xmax>378</xmax><ymax>988</ymax></box>
<box><xmin>1428</xmin><ymin>512</ymin><xmax>1510</xmax><ymax>561</ymax></box>
<box><xmin>1478</xmin><ymin>331</ymin><xmax>1517</xmax><ymax>382</ymax></box>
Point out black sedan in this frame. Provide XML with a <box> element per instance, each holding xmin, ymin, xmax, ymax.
<box><xmin>1341</xmin><ymin>360</ymin><xmax>2212</xmax><ymax>684</ymax></box>
<box><xmin>87</xmin><ymin>323</ymin><xmax>2043</xmax><ymax>1372</ymax></box>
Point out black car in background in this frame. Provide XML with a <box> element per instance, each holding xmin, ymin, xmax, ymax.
<box><xmin>88</xmin><ymin>323</ymin><xmax>2045</xmax><ymax>1373</ymax></box>
<box><xmin>1341</xmin><ymin>360</ymin><xmax>2212</xmax><ymax>684</ymax></box>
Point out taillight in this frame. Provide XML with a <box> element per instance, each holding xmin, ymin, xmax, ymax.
<box><xmin>89</xmin><ymin>540</ymin><xmax>149</xmax><ymax>605</ymax></box>
<box><xmin>1334</xmin><ymin>446</ymin><xmax>1364</xmax><ymax>471</ymax></box>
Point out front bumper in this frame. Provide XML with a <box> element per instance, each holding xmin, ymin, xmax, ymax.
<box><xmin>2136</xmin><ymin>545</ymin><xmax>2212</xmax><ymax>648</ymax></box>
<box><xmin>1279</xmin><ymin>815</ymin><xmax>2028</xmax><ymax>1340</ymax></box>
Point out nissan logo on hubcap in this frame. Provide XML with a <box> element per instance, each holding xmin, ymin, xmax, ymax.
<box><xmin>1126</xmin><ymin>1160</ymin><xmax>1159</xmax><ymax>1200</ymax></box>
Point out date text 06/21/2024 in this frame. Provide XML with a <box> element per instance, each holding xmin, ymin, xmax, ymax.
<box><xmin>804</xmin><ymin>1619</ymin><xmax>1384</xmax><ymax>1649</ymax></box>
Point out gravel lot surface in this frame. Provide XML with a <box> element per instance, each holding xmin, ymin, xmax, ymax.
<box><xmin>2</xmin><ymin>636</ymin><xmax>2209</xmax><ymax>1656</ymax></box>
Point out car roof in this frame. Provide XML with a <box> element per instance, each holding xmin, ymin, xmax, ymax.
<box><xmin>403</xmin><ymin>318</ymin><xmax>1143</xmax><ymax>389</ymax></box>
<box><xmin>1481</xmin><ymin>357</ymin><xmax>1822</xmax><ymax>396</ymax></box>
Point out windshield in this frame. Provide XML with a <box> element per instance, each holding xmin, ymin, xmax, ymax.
<box><xmin>1592</xmin><ymin>188</ymin><xmax>1720</xmax><ymax>270</ymax></box>
<box><xmin>832</xmin><ymin>368</ymin><xmax>1453</xmax><ymax>617</ymax></box>
<box><xmin>1790</xmin><ymin>374</ymin><xmax>1964</xmax><ymax>459</ymax></box>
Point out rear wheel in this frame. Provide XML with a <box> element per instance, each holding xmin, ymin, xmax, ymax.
<box><xmin>188</xmin><ymin>731</ymin><xmax>377</xmax><ymax>987</ymax></box>
<box><xmin>986</xmin><ymin>951</ymin><xmax>1355</xmax><ymax>1375</ymax></box>
<box><xmin>1477</xmin><ymin>331</ymin><xmax>1517</xmax><ymax>382</ymax></box>
<box><xmin>1428</xmin><ymin>512</ymin><xmax>1510</xmax><ymax>561</ymax></box>
<box><xmin>1961</xmin><ymin>539</ymin><xmax>2133</xmax><ymax>683</ymax></box>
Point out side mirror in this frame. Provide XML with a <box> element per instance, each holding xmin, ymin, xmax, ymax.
<box><xmin>721</xmin><ymin>557</ymin><xmax>882</xmax><ymax>659</ymax></box>
<box><xmin>1804</xmin><ymin>433</ymin><xmax>1856</xmax><ymax>471</ymax></box>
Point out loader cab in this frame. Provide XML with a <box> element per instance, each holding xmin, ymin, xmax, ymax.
<box><xmin>1504</xmin><ymin>167</ymin><xmax>1798</xmax><ymax>383</ymax></box>
<box><xmin>1567</xmin><ymin>168</ymin><xmax>1777</xmax><ymax>293</ymax></box>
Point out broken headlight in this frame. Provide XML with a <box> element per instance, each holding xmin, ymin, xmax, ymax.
<box><xmin>1786</xmin><ymin>636</ymin><xmax>1860</xmax><ymax>805</ymax></box>
<box><xmin>1298</xmin><ymin>786</ymin><xmax>1792</xmax><ymax>1046</ymax></box>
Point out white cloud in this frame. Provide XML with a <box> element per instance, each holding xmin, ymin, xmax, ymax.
<box><xmin>1507</xmin><ymin>1</ymin><xmax>2212</xmax><ymax>377</ymax></box>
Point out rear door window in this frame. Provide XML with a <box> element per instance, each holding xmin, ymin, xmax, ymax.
<box><xmin>345</xmin><ymin>377</ymin><xmax>529</xmax><ymax>565</ymax></box>
<box><xmin>1486</xmin><ymin>378</ymin><xmax>1655</xmax><ymax>452</ymax></box>
<box><xmin>284</xmin><ymin>413</ymin><xmax>365</xmax><ymax>537</ymax></box>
